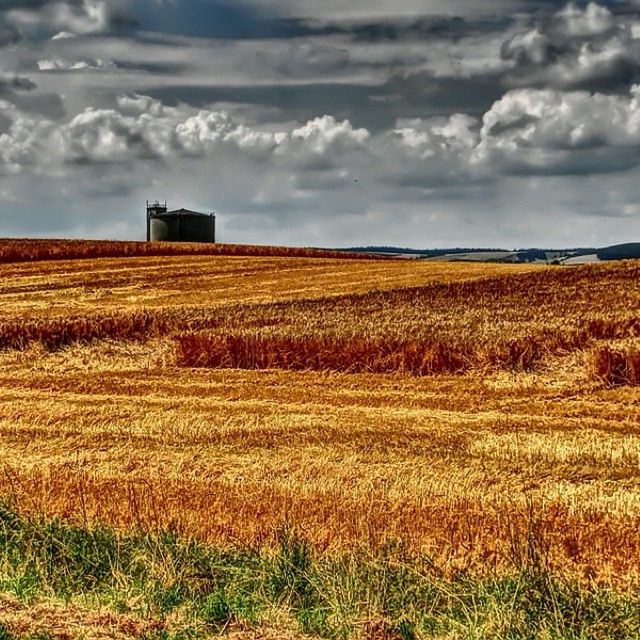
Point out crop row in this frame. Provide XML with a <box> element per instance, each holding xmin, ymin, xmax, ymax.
<box><xmin>0</xmin><ymin>239</ymin><xmax>380</xmax><ymax>264</ymax></box>
<box><xmin>0</xmin><ymin>261</ymin><xmax>637</xmax><ymax>380</ymax></box>
<box><xmin>0</xmin><ymin>311</ymin><xmax>178</xmax><ymax>350</ymax></box>
<box><xmin>591</xmin><ymin>343</ymin><xmax>640</xmax><ymax>386</ymax></box>
<box><xmin>174</xmin><ymin>320</ymin><xmax>640</xmax><ymax>377</ymax></box>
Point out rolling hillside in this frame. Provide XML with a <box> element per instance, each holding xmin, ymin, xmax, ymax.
<box><xmin>0</xmin><ymin>243</ymin><xmax>638</xmax><ymax>639</ymax></box>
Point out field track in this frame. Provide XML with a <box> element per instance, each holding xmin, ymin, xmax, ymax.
<box><xmin>0</xmin><ymin>244</ymin><xmax>639</xmax><ymax>595</ymax></box>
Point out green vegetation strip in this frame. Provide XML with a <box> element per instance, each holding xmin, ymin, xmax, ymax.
<box><xmin>0</xmin><ymin>504</ymin><xmax>638</xmax><ymax>640</ymax></box>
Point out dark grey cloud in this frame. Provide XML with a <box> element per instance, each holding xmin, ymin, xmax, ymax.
<box><xmin>0</xmin><ymin>74</ymin><xmax>37</xmax><ymax>93</ymax></box>
<box><xmin>124</xmin><ymin>4</ymin><xmax>640</xmax><ymax>133</ymax></box>
<box><xmin>0</xmin><ymin>19</ymin><xmax>21</xmax><ymax>46</ymax></box>
<box><xmin>0</xmin><ymin>113</ymin><xmax>12</xmax><ymax>133</ymax></box>
<box><xmin>144</xmin><ymin>83</ymin><xmax>389</xmax><ymax>131</ymax></box>
<box><xmin>10</xmin><ymin>92</ymin><xmax>65</xmax><ymax>118</ymax></box>
<box><xmin>502</xmin><ymin>2</ymin><xmax>640</xmax><ymax>92</ymax></box>
<box><xmin>290</xmin><ymin>15</ymin><xmax>513</xmax><ymax>43</ymax></box>
<box><xmin>111</xmin><ymin>60</ymin><xmax>188</xmax><ymax>75</ymax></box>
<box><xmin>142</xmin><ymin>71</ymin><xmax>505</xmax><ymax>134</ymax></box>
<box><xmin>485</xmin><ymin>113</ymin><xmax>539</xmax><ymax>137</ymax></box>
<box><xmin>0</xmin><ymin>72</ymin><xmax>64</xmax><ymax>119</ymax></box>
<box><xmin>501</xmin><ymin>145</ymin><xmax>640</xmax><ymax>176</ymax></box>
<box><xmin>381</xmin><ymin>71</ymin><xmax>506</xmax><ymax>118</ymax></box>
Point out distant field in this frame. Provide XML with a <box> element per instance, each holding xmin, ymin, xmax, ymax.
<box><xmin>0</xmin><ymin>243</ymin><xmax>639</xmax><ymax>638</ymax></box>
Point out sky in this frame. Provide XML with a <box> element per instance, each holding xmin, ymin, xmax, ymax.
<box><xmin>1</xmin><ymin>1</ymin><xmax>640</xmax><ymax>247</ymax></box>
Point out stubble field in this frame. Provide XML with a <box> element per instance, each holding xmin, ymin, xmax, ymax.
<box><xmin>0</xmin><ymin>240</ymin><xmax>639</xmax><ymax>639</ymax></box>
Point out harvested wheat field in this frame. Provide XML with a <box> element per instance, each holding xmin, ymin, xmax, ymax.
<box><xmin>0</xmin><ymin>241</ymin><xmax>639</xmax><ymax>639</ymax></box>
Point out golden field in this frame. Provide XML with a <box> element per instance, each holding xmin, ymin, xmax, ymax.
<box><xmin>0</xmin><ymin>240</ymin><xmax>639</xmax><ymax>596</ymax></box>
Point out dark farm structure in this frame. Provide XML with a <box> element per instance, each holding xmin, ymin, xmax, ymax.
<box><xmin>146</xmin><ymin>201</ymin><xmax>216</xmax><ymax>243</ymax></box>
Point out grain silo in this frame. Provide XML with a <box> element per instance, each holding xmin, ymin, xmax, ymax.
<box><xmin>146</xmin><ymin>201</ymin><xmax>216</xmax><ymax>243</ymax></box>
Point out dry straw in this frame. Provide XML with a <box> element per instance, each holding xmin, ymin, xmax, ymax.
<box><xmin>590</xmin><ymin>344</ymin><xmax>640</xmax><ymax>387</ymax></box>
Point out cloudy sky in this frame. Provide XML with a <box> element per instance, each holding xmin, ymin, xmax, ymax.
<box><xmin>1</xmin><ymin>0</ymin><xmax>640</xmax><ymax>247</ymax></box>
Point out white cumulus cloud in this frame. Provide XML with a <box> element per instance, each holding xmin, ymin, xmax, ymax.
<box><xmin>474</xmin><ymin>85</ymin><xmax>640</xmax><ymax>172</ymax></box>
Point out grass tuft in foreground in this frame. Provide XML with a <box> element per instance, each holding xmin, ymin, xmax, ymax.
<box><xmin>0</xmin><ymin>504</ymin><xmax>639</xmax><ymax>639</ymax></box>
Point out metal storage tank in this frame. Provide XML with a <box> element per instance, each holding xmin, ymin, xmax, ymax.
<box><xmin>146</xmin><ymin>202</ymin><xmax>216</xmax><ymax>243</ymax></box>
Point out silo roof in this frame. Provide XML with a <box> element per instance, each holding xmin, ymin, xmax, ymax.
<box><xmin>158</xmin><ymin>208</ymin><xmax>213</xmax><ymax>217</ymax></box>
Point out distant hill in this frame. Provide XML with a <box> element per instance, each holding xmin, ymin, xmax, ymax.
<box><xmin>597</xmin><ymin>243</ymin><xmax>640</xmax><ymax>261</ymax></box>
<box><xmin>340</xmin><ymin>246</ymin><xmax>509</xmax><ymax>258</ymax></box>
<box><xmin>342</xmin><ymin>244</ymin><xmax>640</xmax><ymax>264</ymax></box>
<box><xmin>340</xmin><ymin>246</ymin><xmax>600</xmax><ymax>263</ymax></box>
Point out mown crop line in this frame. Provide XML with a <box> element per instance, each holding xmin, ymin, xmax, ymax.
<box><xmin>590</xmin><ymin>343</ymin><xmax>640</xmax><ymax>387</ymax></box>
<box><xmin>0</xmin><ymin>238</ymin><xmax>389</xmax><ymax>265</ymax></box>
<box><xmin>0</xmin><ymin>309</ymin><xmax>182</xmax><ymax>351</ymax></box>
<box><xmin>173</xmin><ymin>315</ymin><xmax>640</xmax><ymax>378</ymax></box>
<box><xmin>2</xmin><ymin>305</ymin><xmax>638</xmax><ymax>386</ymax></box>
<box><xmin>174</xmin><ymin>332</ymin><xmax>468</xmax><ymax>376</ymax></box>
<box><xmin>172</xmin><ymin>332</ymin><xmax>540</xmax><ymax>376</ymax></box>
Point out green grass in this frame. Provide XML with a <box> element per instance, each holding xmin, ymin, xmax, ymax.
<box><xmin>0</xmin><ymin>503</ymin><xmax>638</xmax><ymax>639</ymax></box>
